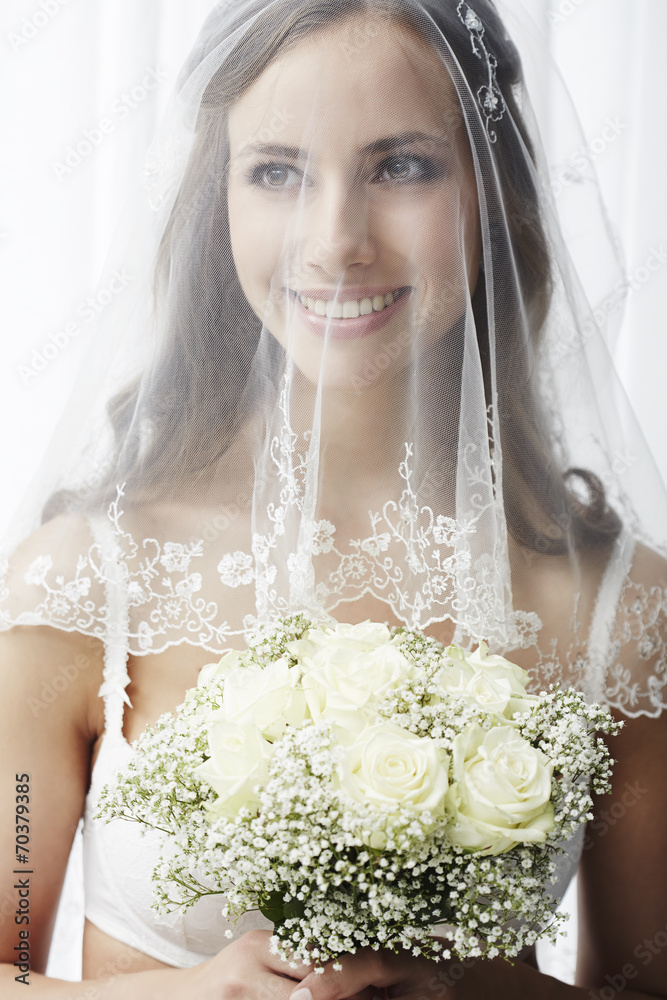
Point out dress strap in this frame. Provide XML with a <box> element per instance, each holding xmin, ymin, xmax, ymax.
<box><xmin>586</xmin><ymin>529</ymin><xmax>636</xmax><ymax>704</ymax></box>
<box><xmin>86</xmin><ymin>513</ymin><xmax>132</xmax><ymax>740</ymax></box>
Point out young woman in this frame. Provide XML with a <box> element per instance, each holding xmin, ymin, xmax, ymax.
<box><xmin>1</xmin><ymin>0</ymin><xmax>666</xmax><ymax>996</ymax></box>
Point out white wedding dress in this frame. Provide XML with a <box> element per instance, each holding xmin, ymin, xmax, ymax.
<box><xmin>44</xmin><ymin>515</ymin><xmax>637</xmax><ymax>981</ymax></box>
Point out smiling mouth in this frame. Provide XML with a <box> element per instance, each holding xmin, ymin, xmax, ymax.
<box><xmin>290</xmin><ymin>286</ymin><xmax>411</xmax><ymax>319</ymax></box>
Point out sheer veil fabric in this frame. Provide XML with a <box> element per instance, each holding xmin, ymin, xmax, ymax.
<box><xmin>1</xmin><ymin>0</ymin><xmax>667</xmax><ymax>722</ymax></box>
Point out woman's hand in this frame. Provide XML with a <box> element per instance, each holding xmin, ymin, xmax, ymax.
<box><xmin>287</xmin><ymin>948</ymin><xmax>472</xmax><ymax>1000</ymax></box>
<box><xmin>186</xmin><ymin>929</ymin><xmax>312</xmax><ymax>1000</ymax></box>
<box><xmin>184</xmin><ymin>932</ymin><xmax>489</xmax><ymax>1000</ymax></box>
<box><xmin>287</xmin><ymin>948</ymin><xmax>549</xmax><ymax>1000</ymax></box>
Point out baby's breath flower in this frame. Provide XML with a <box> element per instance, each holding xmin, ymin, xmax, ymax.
<box><xmin>96</xmin><ymin>618</ymin><xmax>619</xmax><ymax>966</ymax></box>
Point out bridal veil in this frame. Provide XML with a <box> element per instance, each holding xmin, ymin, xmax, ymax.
<box><xmin>1</xmin><ymin>0</ymin><xmax>666</xmax><ymax>719</ymax></box>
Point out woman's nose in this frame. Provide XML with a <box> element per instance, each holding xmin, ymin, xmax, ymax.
<box><xmin>299</xmin><ymin>180</ymin><xmax>376</xmax><ymax>277</ymax></box>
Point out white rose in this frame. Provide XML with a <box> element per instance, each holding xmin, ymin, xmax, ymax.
<box><xmin>463</xmin><ymin>643</ymin><xmax>529</xmax><ymax>689</ymax></box>
<box><xmin>194</xmin><ymin>720</ymin><xmax>272</xmax><ymax>819</ymax></box>
<box><xmin>196</xmin><ymin>649</ymin><xmax>246</xmax><ymax>689</ymax></box>
<box><xmin>338</xmin><ymin>723</ymin><xmax>449</xmax><ymax>819</ymax></box>
<box><xmin>297</xmin><ymin>631</ymin><xmax>415</xmax><ymax>736</ymax></box>
<box><xmin>438</xmin><ymin>643</ymin><xmax>538</xmax><ymax>720</ymax></box>
<box><xmin>437</xmin><ymin>661</ymin><xmax>514</xmax><ymax>717</ymax></box>
<box><xmin>211</xmin><ymin>657</ymin><xmax>309</xmax><ymax>741</ymax></box>
<box><xmin>445</xmin><ymin>724</ymin><xmax>554</xmax><ymax>855</ymax></box>
<box><xmin>288</xmin><ymin>620</ymin><xmax>393</xmax><ymax>660</ymax></box>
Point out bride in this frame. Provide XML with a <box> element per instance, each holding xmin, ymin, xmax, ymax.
<box><xmin>1</xmin><ymin>0</ymin><xmax>666</xmax><ymax>996</ymax></box>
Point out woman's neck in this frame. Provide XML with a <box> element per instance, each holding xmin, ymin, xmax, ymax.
<box><xmin>292</xmin><ymin>374</ymin><xmax>415</xmax><ymax>481</ymax></box>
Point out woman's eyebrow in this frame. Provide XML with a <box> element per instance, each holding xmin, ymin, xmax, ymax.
<box><xmin>359</xmin><ymin>130</ymin><xmax>453</xmax><ymax>155</ymax></box>
<box><xmin>237</xmin><ymin>131</ymin><xmax>452</xmax><ymax>159</ymax></box>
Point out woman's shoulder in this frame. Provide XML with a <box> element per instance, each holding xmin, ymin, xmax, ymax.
<box><xmin>0</xmin><ymin>517</ymin><xmax>111</xmax><ymax>759</ymax></box>
<box><xmin>601</xmin><ymin>535</ymin><xmax>667</xmax><ymax>717</ymax></box>
<box><xmin>625</xmin><ymin>536</ymin><xmax>667</xmax><ymax>587</ymax></box>
<box><xmin>2</xmin><ymin>513</ymin><xmax>103</xmax><ymax>625</ymax></box>
<box><xmin>508</xmin><ymin>529</ymin><xmax>667</xmax><ymax>606</ymax></box>
<box><xmin>606</xmin><ymin>534</ymin><xmax>667</xmax><ymax>639</ymax></box>
<box><xmin>7</xmin><ymin>511</ymin><xmax>98</xmax><ymax>562</ymax></box>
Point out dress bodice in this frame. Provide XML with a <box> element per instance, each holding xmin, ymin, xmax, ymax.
<box><xmin>83</xmin><ymin>725</ymin><xmax>271</xmax><ymax>966</ymax></box>
<box><xmin>80</xmin><ymin>515</ymin><xmax>636</xmax><ymax>967</ymax></box>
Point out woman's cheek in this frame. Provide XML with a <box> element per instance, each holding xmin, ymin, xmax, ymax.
<box><xmin>400</xmin><ymin>191</ymin><xmax>472</xmax><ymax>295</ymax></box>
<box><xmin>228</xmin><ymin>193</ymin><xmax>281</xmax><ymax>318</ymax></box>
<box><xmin>417</xmin><ymin>229</ymin><xmax>471</xmax><ymax>332</ymax></box>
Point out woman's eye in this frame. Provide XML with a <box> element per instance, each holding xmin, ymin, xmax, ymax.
<box><xmin>376</xmin><ymin>155</ymin><xmax>442</xmax><ymax>183</ymax></box>
<box><xmin>247</xmin><ymin>155</ymin><xmax>443</xmax><ymax>190</ymax></box>
<box><xmin>249</xmin><ymin>163</ymin><xmax>302</xmax><ymax>189</ymax></box>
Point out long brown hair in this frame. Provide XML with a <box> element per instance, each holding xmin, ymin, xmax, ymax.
<box><xmin>47</xmin><ymin>0</ymin><xmax>620</xmax><ymax>554</ymax></box>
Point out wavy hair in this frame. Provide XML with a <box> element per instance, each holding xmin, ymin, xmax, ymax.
<box><xmin>46</xmin><ymin>0</ymin><xmax>620</xmax><ymax>554</ymax></box>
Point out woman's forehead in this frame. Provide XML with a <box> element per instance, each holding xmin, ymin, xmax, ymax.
<box><xmin>227</xmin><ymin>17</ymin><xmax>463</xmax><ymax>154</ymax></box>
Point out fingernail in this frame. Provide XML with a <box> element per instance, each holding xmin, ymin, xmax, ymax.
<box><xmin>291</xmin><ymin>990</ymin><xmax>313</xmax><ymax>1000</ymax></box>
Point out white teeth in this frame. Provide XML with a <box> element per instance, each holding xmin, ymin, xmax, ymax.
<box><xmin>296</xmin><ymin>288</ymin><xmax>403</xmax><ymax>318</ymax></box>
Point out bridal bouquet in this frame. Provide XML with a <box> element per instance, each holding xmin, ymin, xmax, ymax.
<box><xmin>97</xmin><ymin>613</ymin><xmax>620</xmax><ymax>965</ymax></box>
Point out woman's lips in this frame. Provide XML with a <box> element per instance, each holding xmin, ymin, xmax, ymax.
<box><xmin>287</xmin><ymin>286</ymin><xmax>412</xmax><ymax>340</ymax></box>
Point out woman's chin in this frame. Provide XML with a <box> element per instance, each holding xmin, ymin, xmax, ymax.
<box><xmin>281</xmin><ymin>339</ymin><xmax>409</xmax><ymax>394</ymax></box>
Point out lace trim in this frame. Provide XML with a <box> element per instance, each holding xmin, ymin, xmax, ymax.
<box><xmin>1</xmin><ymin>403</ymin><xmax>666</xmax><ymax>716</ymax></box>
<box><xmin>87</xmin><ymin>513</ymin><xmax>132</xmax><ymax>737</ymax></box>
<box><xmin>3</xmin><ymin>511</ymin><xmax>667</xmax><ymax>715</ymax></box>
<box><xmin>585</xmin><ymin>531</ymin><xmax>637</xmax><ymax>704</ymax></box>
<box><xmin>603</xmin><ymin>577</ymin><xmax>667</xmax><ymax>715</ymax></box>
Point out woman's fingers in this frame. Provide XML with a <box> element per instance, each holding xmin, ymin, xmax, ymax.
<box><xmin>256</xmin><ymin>972</ymin><xmax>309</xmax><ymax>1000</ymax></box>
<box><xmin>205</xmin><ymin>929</ymin><xmax>311</xmax><ymax>1000</ymax></box>
<box><xmin>287</xmin><ymin>950</ymin><xmax>473</xmax><ymax>1000</ymax></box>
<box><xmin>289</xmin><ymin>950</ymin><xmax>402</xmax><ymax>1000</ymax></box>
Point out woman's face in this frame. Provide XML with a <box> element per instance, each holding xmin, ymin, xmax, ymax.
<box><xmin>227</xmin><ymin>16</ymin><xmax>481</xmax><ymax>390</ymax></box>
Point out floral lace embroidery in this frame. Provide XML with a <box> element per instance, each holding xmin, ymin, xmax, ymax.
<box><xmin>217</xmin><ymin>552</ymin><xmax>254</xmax><ymax>588</ymax></box>
<box><xmin>2</xmin><ymin>507</ymin><xmax>666</xmax><ymax>713</ymax></box>
<box><xmin>603</xmin><ymin>579</ymin><xmax>667</xmax><ymax>714</ymax></box>
<box><xmin>1</xmin><ymin>379</ymin><xmax>665</xmax><ymax>716</ymax></box>
<box><xmin>2</xmin><ymin>445</ymin><xmax>536</xmax><ymax>652</ymax></box>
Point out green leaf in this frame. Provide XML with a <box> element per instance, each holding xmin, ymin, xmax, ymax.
<box><xmin>257</xmin><ymin>889</ymin><xmax>288</xmax><ymax>925</ymax></box>
<box><xmin>257</xmin><ymin>888</ymin><xmax>307</xmax><ymax>927</ymax></box>
<box><xmin>258</xmin><ymin>904</ymin><xmax>283</xmax><ymax>924</ymax></box>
